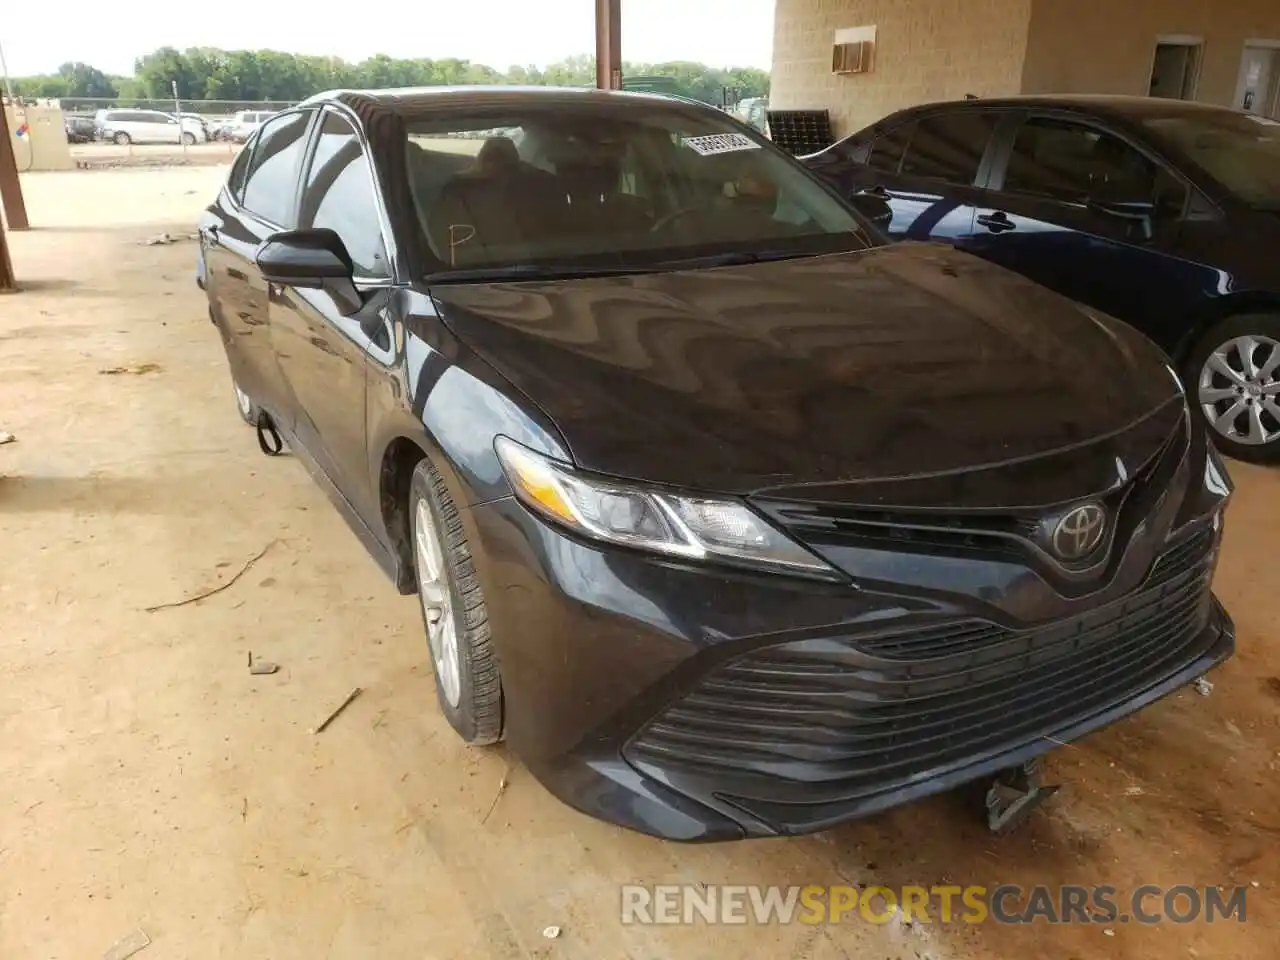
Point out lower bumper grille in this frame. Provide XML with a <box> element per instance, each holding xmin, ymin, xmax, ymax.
<box><xmin>626</xmin><ymin>528</ymin><xmax>1219</xmax><ymax>802</ymax></box>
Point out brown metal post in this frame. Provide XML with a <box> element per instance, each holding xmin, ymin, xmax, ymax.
<box><xmin>0</xmin><ymin>98</ymin><xmax>30</xmax><ymax>231</ymax></box>
<box><xmin>0</xmin><ymin>216</ymin><xmax>14</xmax><ymax>292</ymax></box>
<box><xmin>595</xmin><ymin>0</ymin><xmax>622</xmax><ymax>90</ymax></box>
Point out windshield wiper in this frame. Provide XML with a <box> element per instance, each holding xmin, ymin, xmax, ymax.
<box><xmin>653</xmin><ymin>250</ymin><xmax>804</xmax><ymax>270</ymax></box>
<box><xmin>425</xmin><ymin>263</ymin><xmax>657</xmax><ymax>284</ymax></box>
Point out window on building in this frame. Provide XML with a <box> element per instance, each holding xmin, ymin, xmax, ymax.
<box><xmin>899</xmin><ymin>111</ymin><xmax>996</xmax><ymax>185</ymax></box>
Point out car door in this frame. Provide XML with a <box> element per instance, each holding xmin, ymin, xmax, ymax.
<box><xmin>268</xmin><ymin>107</ymin><xmax>395</xmax><ymax>520</ymax></box>
<box><xmin>834</xmin><ymin>109</ymin><xmax>1000</xmax><ymax>247</ymax></box>
<box><xmin>136</xmin><ymin>112</ymin><xmax>168</xmax><ymax>144</ymax></box>
<box><xmin>968</xmin><ymin>113</ymin><xmax>1204</xmax><ymax>338</ymax></box>
<box><xmin>204</xmin><ymin>109</ymin><xmax>316</xmax><ymax>424</ymax></box>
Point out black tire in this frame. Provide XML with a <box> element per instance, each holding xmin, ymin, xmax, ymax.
<box><xmin>181</xmin><ymin>131</ymin><xmax>197</xmax><ymax>146</ymax></box>
<box><xmin>113</xmin><ymin>131</ymin><xmax>130</xmax><ymax>146</ymax></box>
<box><xmin>1184</xmin><ymin>312</ymin><xmax>1280</xmax><ymax>465</ymax></box>
<box><xmin>409</xmin><ymin>458</ymin><xmax>503</xmax><ymax>744</ymax></box>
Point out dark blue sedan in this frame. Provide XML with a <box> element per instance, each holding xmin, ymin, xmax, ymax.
<box><xmin>805</xmin><ymin>95</ymin><xmax>1280</xmax><ymax>463</ymax></box>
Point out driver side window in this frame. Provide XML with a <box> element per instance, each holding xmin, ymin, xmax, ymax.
<box><xmin>298</xmin><ymin>111</ymin><xmax>390</xmax><ymax>279</ymax></box>
<box><xmin>1004</xmin><ymin>118</ymin><xmax>1164</xmax><ymax>205</ymax></box>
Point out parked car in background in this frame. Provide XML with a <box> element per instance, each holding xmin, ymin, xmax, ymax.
<box><xmin>804</xmin><ymin>96</ymin><xmax>1280</xmax><ymax>463</ymax></box>
<box><xmin>197</xmin><ymin>87</ymin><xmax>1233</xmax><ymax>841</ymax></box>
<box><xmin>176</xmin><ymin>111</ymin><xmax>210</xmax><ymax>137</ymax></box>
<box><xmin>64</xmin><ymin>115</ymin><xmax>96</xmax><ymax>143</ymax></box>
<box><xmin>95</xmin><ymin>109</ymin><xmax>207</xmax><ymax>145</ymax></box>
<box><xmin>733</xmin><ymin>96</ymin><xmax>769</xmax><ymax>135</ymax></box>
<box><xmin>220</xmin><ymin>110</ymin><xmax>274</xmax><ymax>143</ymax></box>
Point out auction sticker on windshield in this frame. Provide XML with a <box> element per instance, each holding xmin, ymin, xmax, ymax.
<box><xmin>682</xmin><ymin>133</ymin><xmax>761</xmax><ymax>156</ymax></box>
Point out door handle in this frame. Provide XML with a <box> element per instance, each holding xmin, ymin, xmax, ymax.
<box><xmin>976</xmin><ymin>212</ymin><xmax>1016</xmax><ymax>234</ymax></box>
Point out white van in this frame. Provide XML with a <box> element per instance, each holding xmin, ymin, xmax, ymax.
<box><xmin>222</xmin><ymin>110</ymin><xmax>274</xmax><ymax>143</ymax></box>
<box><xmin>96</xmin><ymin>109</ymin><xmax>207</xmax><ymax>145</ymax></box>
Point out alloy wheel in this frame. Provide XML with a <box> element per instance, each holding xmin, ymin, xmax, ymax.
<box><xmin>1198</xmin><ymin>334</ymin><xmax>1280</xmax><ymax>447</ymax></box>
<box><xmin>414</xmin><ymin>498</ymin><xmax>462</xmax><ymax>707</ymax></box>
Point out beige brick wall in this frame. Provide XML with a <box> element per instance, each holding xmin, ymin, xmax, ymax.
<box><xmin>1021</xmin><ymin>0</ymin><xmax>1280</xmax><ymax>108</ymax></box>
<box><xmin>770</xmin><ymin>0</ymin><xmax>1034</xmax><ymax>136</ymax></box>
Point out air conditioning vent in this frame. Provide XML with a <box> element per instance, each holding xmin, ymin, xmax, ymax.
<box><xmin>832</xmin><ymin>41</ymin><xmax>872</xmax><ymax>75</ymax></box>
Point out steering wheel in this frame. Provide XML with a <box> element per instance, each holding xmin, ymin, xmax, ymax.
<box><xmin>649</xmin><ymin>205</ymin><xmax>704</xmax><ymax>234</ymax></box>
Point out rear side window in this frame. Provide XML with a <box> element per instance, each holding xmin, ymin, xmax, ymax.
<box><xmin>867</xmin><ymin>122</ymin><xmax>915</xmax><ymax>173</ymax></box>
<box><xmin>899</xmin><ymin>111</ymin><xmax>997</xmax><ymax>185</ymax></box>
<box><xmin>227</xmin><ymin>143</ymin><xmax>252</xmax><ymax>201</ymax></box>
<box><xmin>241</xmin><ymin>111</ymin><xmax>312</xmax><ymax>226</ymax></box>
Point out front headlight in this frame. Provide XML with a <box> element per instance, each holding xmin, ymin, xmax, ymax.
<box><xmin>494</xmin><ymin>437</ymin><xmax>839</xmax><ymax>580</ymax></box>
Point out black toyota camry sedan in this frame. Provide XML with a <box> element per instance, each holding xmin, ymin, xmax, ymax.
<box><xmin>198</xmin><ymin>87</ymin><xmax>1234</xmax><ymax>841</ymax></box>
<box><xmin>803</xmin><ymin>96</ymin><xmax>1280</xmax><ymax>463</ymax></box>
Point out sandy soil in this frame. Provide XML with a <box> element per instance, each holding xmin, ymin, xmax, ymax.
<box><xmin>1</xmin><ymin>166</ymin><xmax>1277</xmax><ymax>960</ymax></box>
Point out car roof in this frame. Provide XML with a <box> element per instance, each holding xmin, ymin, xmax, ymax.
<box><xmin>299</xmin><ymin>84</ymin><xmax>687</xmax><ymax>114</ymax></box>
<box><xmin>883</xmin><ymin>94</ymin><xmax>1237</xmax><ymax>124</ymax></box>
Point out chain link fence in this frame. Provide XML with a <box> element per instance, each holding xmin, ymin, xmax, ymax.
<box><xmin>58</xmin><ymin>97</ymin><xmax>301</xmax><ymax>122</ymax></box>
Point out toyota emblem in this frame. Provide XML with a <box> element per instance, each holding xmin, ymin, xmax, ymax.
<box><xmin>1051</xmin><ymin>504</ymin><xmax>1107</xmax><ymax>561</ymax></box>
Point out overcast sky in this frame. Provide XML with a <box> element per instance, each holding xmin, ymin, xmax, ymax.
<box><xmin>1</xmin><ymin>0</ymin><xmax>777</xmax><ymax>76</ymax></box>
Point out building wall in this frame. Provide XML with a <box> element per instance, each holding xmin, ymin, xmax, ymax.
<box><xmin>770</xmin><ymin>0</ymin><xmax>1034</xmax><ymax>135</ymax></box>
<box><xmin>1021</xmin><ymin>0</ymin><xmax>1280</xmax><ymax>109</ymax></box>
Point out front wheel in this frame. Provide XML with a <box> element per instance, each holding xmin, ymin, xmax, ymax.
<box><xmin>1185</xmin><ymin>313</ymin><xmax>1280</xmax><ymax>464</ymax></box>
<box><xmin>113</xmin><ymin>131</ymin><xmax>131</xmax><ymax>146</ymax></box>
<box><xmin>181</xmin><ymin>131</ymin><xmax>197</xmax><ymax>146</ymax></box>
<box><xmin>410</xmin><ymin>458</ymin><xmax>503</xmax><ymax>745</ymax></box>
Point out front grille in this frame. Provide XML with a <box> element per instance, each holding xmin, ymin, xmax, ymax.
<box><xmin>626</xmin><ymin>531</ymin><xmax>1218</xmax><ymax>801</ymax></box>
<box><xmin>1149</xmin><ymin>525</ymin><xmax>1215</xmax><ymax>585</ymax></box>
<box><xmin>764</xmin><ymin>506</ymin><xmax>1040</xmax><ymax>560</ymax></box>
<box><xmin>842</xmin><ymin>525</ymin><xmax>1216</xmax><ymax>662</ymax></box>
<box><xmin>757</xmin><ymin>414</ymin><xmax>1187</xmax><ymax>570</ymax></box>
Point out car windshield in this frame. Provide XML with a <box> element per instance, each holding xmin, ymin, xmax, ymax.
<box><xmin>402</xmin><ymin>100</ymin><xmax>873</xmax><ymax>277</ymax></box>
<box><xmin>1142</xmin><ymin>112</ymin><xmax>1280</xmax><ymax>209</ymax></box>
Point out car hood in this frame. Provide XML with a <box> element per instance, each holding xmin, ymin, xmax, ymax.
<box><xmin>427</xmin><ymin>243</ymin><xmax>1183</xmax><ymax>498</ymax></box>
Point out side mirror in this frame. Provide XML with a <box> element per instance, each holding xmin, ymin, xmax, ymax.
<box><xmin>849</xmin><ymin>192</ymin><xmax>893</xmax><ymax>230</ymax></box>
<box><xmin>256</xmin><ymin>228</ymin><xmax>354</xmax><ymax>287</ymax></box>
<box><xmin>256</xmin><ymin>228</ymin><xmax>360</xmax><ymax>315</ymax></box>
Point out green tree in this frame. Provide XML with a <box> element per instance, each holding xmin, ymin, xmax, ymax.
<box><xmin>54</xmin><ymin>62</ymin><xmax>119</xmax><ymax>98</ymax></box>
<box><xmin>11</xmin><ymin>47</ymin><xmax>769</xmax><ymax>107</ymax></box>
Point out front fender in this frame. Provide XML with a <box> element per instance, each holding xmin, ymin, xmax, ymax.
<box><xmin>366</xmin><ymin>289</ymin><xmax>571</xmax><ymax>521</ymax></box>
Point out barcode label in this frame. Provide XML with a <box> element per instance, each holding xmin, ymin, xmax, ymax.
<box><xmin>681</xmin><ymin>133</ymin><xmax>762</xmax><ymax>156</ymax></box>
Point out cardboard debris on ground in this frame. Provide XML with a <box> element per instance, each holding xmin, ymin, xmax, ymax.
<box><xmin>99</xmin><ymin>363</ymin><xmax>163</xmax><ymax>376</ymax></box>
<box><xmin>102</xmin><ymin>928</ymin><xmax>151</xmax><ymax>960</ymax></box>
<box><xmin>142</xmin><ymin>232</ymin><xmax>200</xmax><ymax>246</ymax></box>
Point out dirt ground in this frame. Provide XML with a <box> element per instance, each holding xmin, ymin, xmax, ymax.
<box><xmin>1</xmin><ymin>166</ymin><xmax>1277</xmax><ymax>960</ymax></box>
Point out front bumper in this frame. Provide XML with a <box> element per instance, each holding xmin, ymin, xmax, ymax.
<box><xmin>466</xmin><ymin>497</ymin><xmax>1234</xmax><ymax>842</ymax></box>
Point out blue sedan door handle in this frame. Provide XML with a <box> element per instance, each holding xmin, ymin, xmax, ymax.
<box><xmin>977</xmin><ymin>211</ymin><xmax>1017</xmax><ymax>234</ymax></box>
